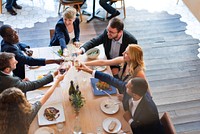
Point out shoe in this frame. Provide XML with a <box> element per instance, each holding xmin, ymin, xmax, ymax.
<box><xmin>107</xmin><ymin>11</ymin><xmax>120</xmax><ymax>20</ymax></box>
<box><xmin>13</xmin><ymin>4</ymin><xmax>22</xmax><ymax>9</ymax></box>
<box><xmin>7</xmin><ymin>9</ymin><xmax>17</xmax><ymax>15</ymax></box>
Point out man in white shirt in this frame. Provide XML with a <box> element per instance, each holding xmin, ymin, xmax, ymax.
<box><xmin>76</xmin><ymin>17</ymin><xmax>137</xmax><ymax>77</ymax></box>
<box><xmin>77</xmin><ymin>63</ymin><xmax>164</xmax><ymax>134</ymax></box>
<box><xmin>0</xmin><ymin>52</ymin><xmax>59</xmax><ymax>93</ymax></box>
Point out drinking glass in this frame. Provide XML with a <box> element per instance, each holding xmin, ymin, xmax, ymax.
<box><xmin>96</xmin><ymin>126</ymin><xmax>103</xmax><ymax>134</ymax></box>
<box><xmin>56</xmin><ymin>122</ymin><xmax>64</xmax><ymax>133</ymax></box>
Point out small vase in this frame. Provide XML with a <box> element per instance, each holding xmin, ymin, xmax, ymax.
<box><xmin>73</xmin><ymin>114</ymin><xmax>81</xmax><ymax>134</ymax></box>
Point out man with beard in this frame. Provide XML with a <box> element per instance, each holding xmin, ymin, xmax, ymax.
<box><xmin>76</xmin><ymin>17</ymin><xmax>137</xmax><ymax>77</ymax></box>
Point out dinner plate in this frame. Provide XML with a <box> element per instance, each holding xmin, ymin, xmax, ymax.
<box><xmin>100</xmin><ymin>99</ymin><xmax>119</xmax><ymax>114</ymax></box>
<box><xmin>90</xmin><ymin>78</ymin><xmax>117</xmax><ymax>96</ymax></box>
<box><xmin>38</xmin><ymin>103</ymin><xmax>65</xmax><ymax>126</ymax></box>
<box><xmin>92</xmin><ymin>66</ymin><xmax>107</xmax><ymax>71</ymax></box>
<box><xmin>34</xmin><ymin>127</ymin><xmax>55</xmax><ymax>134</ymax></box>
<box><xmin>102</xmin><ymin>117</ymin><xmax>121</xmax><ymax>133</ymax></box>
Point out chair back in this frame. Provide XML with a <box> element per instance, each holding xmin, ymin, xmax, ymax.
<box><xmin>50</xmin><ymin>29</ymin><xmax>55</xmax><ymax>40</ymax></box>
<box><xmin>160</xmin><ymin>112</ymin><xmax>176</xmax><ymax>134</ymax></box>
<box><xmin>106</xmin><ymin>0</ymin><xmax>126</xmax><ymax>18</ymax></box>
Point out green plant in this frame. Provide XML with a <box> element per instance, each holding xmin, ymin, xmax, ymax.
<box><xmin>69</xmin><ymin>91</ymin><xmax>85</xmax><ymax>113</ymax></box>
<box><xmin>57</xmin><ymin>49</ymin><xmax>63</xmax><ymax>56</ymax></box>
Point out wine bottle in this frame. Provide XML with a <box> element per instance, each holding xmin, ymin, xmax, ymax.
<box><xmin>69</xmin><ymin>81</ymin><xmax>76</xmax><ymax>96</ymax></box>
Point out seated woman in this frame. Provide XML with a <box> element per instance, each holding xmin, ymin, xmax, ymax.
<box><xmin>0</xmin><ymin>71</ymin><xmax>67</xmax><ymax>134</ymax></box>
<box><xmin>50</xmin><ymin>7</ymin><xmax>80</xmax><ymax>52</ymax></box>
<box><xmin>84</xmin><ymin>44</ymin><xmax>151</xmax><ymax>95</ymax></box>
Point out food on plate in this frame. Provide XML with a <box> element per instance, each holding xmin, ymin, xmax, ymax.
<box><xmin>108</xmin><ymin>120</ymin><xmax>117</xmax><ymax>131</ymax></box>
<box><xmin>88</xmin><ymin>50</ymin><xmax>98</xmax><ymax>56</ymax></box>
<box><xmin>96</xmin><ymin>80</ymin><xmax>110</xmax><ymax>90</ymax></box>
<box><xmin>37</xmin><ymin>75</ymin><xmax>44</xmax><ymax>80</ymax></box>
<box><xmin>43</xmin><ymin>107</ymin><xmax>60</xmax><ymax>121</ymax></box>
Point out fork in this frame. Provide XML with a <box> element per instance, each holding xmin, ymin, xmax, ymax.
<box><xmin>96</xmin><ymin>86</ymin><xmax>112</xmax><ymax>99</ymax></box>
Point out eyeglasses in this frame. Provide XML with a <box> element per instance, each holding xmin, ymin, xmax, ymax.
<box><xmin>106</xmin><ymin>28</ymin><xmax>118</xmax><ymax>35</ymax></box>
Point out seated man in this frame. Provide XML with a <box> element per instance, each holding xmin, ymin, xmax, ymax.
<box><xmin>76</xmin><ymin>18</ymin><xmax>137</xmax><ymax>77</ymax></box>
<box><xmin>77</xmin><ymin>63</ymin><xmax>164</xmax><ymax>134</ymax></box>
<box><xmin>0</xmin><ymin>25</ymin><xmax>63</xmax><ymax>79</ymax></box>
<box><xmin>0</xmin><ymin>52</ymin><xmax>63</xmax><ymax>93</ymax></box>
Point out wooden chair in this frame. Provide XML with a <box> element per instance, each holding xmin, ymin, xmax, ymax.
<box><xmin>106</xmin><ymin>0</ymin><xmax>126</xmax><ymax>18</ymax></box>
<box><xmin>49</xmin><ymin>29</ymin><xmax>55</xmax><ymax>40</ymax></box>
<box><xmin>160</xmin><ymin>112</ymin><xmax>176</xmax><ymax>134</ymax></box>
<box><xmin>58</xmin><ymin>0</ymin><xmax>84</xmax><ymax>22</ymax></box>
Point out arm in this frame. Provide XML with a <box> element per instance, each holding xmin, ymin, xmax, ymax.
<box><xmin>55</xmin><ymin>21</ymin><xmax>70</xmax><ymax>50</ymax></box>
<box><xmin>85</xmin><ymin>57</ymin><xmax>124</xmax><ymax>66</ymax></box>
<box><xmin>28</xmin><ymin>71</ymin><xmax>67</xmax><ymax>123</ymax></box>
<box><xmin>77</xmin><ymin>63</ymin><xmax>126</xmax><ymax>90</ymax></box>
<box><xmin>73</xmin><ymin>17</ymin><xmax>80</xmax><ymax>42</ymax></box>
<box><xmin>45</xmin><ymin>59</ymin><xmax>64</xmax><ymax>65</ymax></box>
<box><xmin>40</xmin><ymin>71</ymin><xmax>66</xmax><ymax>105</ymax></box>
<box><xmin>80</xmin><ymin>30</ymin><xmax>107</xmax><ymax>54</ymax></box>
<box><xmin>13</xmin><ymin>73</ymin><xmax>54</xmax><ymax>92</ymax></box>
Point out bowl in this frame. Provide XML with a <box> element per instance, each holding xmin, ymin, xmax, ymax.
<box><xmin>86</xmin><ymin>48</ymin><xmax>100</xmax><ymax>59</ymax></box>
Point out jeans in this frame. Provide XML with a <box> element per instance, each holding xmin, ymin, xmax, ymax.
<box><xmin>6</xmin><ymin>0</ymin><xmax>17</xmax><ymax>10</ymax></box>
<box><xmin>99</xmin><ymin>0</ymin><xmax>116</xmax><ymax>15</ymax></box>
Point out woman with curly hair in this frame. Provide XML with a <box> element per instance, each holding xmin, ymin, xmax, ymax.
<box><xmin>84</xmin><ymin>44</ymin><xmax>151</xmax><ymax>95</ymax></box>
<box><xmin>0</xmin><ymin>71</ymin><xmax>67</xmax><ymax>134</ymax></box>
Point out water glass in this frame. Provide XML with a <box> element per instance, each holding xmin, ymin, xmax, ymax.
<box><xmin>56</xmin><ymin>122</ymin><xmax>64</xmax><ymax>132</ymax></box>
<box><xmin>96</xmin><ymin>126</ymin><xmax>103</xmax><ymax>134</ymax></box>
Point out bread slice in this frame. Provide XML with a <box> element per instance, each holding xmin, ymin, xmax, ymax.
<box><xmin>108</xmin><ymin>121</ymin><xmax>117</xmax><ymax>131</ymax></box>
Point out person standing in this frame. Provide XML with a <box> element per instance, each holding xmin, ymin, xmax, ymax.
<box><xmin>76</xmin><ymin>17</ymin><xmax>137</xmax><ymax>77</ymax></box>
<box><xmin>5</xmin><ymin>0</ymin><xmax>22</xmax><ymax>15</ymax></box>
<box><xmin>0</xmin><ymin>25</ymin><xmax>64</xmax><ymax>79</ymax></box>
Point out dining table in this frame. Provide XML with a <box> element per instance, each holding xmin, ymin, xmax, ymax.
<box><xmin>27</xmin><ymin>45</ymin><xmax>132</xmax><ymax>134</ymax></box>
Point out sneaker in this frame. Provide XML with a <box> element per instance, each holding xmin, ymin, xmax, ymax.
<box><xmin>13</xmin><ymin>4</ymin><xmax>22</xmax><ymax>9</ymax></box>
<box><xmin>7</xmin><ymin>9</ymin><xmax>17</xmax><ymax>15</ymax></box>
<box><xmin>107</xmin><ymin>11</ymin><xmax>120</xmax><ymax>20</ymax></box>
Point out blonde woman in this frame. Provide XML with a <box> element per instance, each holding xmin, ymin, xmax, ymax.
<box><xmin>50</xmin><ymin>7</ymin><xmax>80</xmax><ymax>51</ymax></box>
<box><xmin>84</xmin><ymin>44</ymin><xmax>151</xmax><ymax>95</ymax></box>
<box><xmin>0</xmin><ymin>71</ymin><xmax>67</xmax><ymax>134</ymax></box>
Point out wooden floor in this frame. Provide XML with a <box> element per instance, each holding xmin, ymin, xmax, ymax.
<box><xmin>1</xmin><ymin>6</ymin><xmax>200</xmax><ymax>134</ymax></box>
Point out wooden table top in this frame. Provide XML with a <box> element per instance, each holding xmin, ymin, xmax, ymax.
<box><xmin>27</xmin><ymin>46</ymin><xmax>132</xmax><ymax>134</ymax></box>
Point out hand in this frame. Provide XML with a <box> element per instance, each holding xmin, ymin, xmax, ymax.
<box><xmin>123</xmin><ymin>111</ymin><xmax>132</xmax><ymax>122</ymax></box>
<box><xmin>56</xmin><ymin>71</ymin><xmax>67</xmax><ymax>81</ymax></box>
<box><xmin>73</xmin><ymin>41</ymin><xmax>82</xmax><ymax>48</ymax></box>
<box><xmin>117</xmin><ymin>93</ymin><xmax>124</xmax><ymax>102</ymax></box>
<box><xmin>76</xmin><ymin>49</ymin><xmax>83</xmax><ymax>55</ymax></box>
<box><xmin>76</xmin><ymin>63</ymin><xmax>93</xmax><ymax>74</ymax></box>
<box><xmin>22</xmin><ymin>77</ymin><xmax>30</xmax><ymax>81</ymax></box>
<box><xmin>55</xmin><ymin>59</ymin><xmax>64</xmax><ymax>65</ymax></box>
<box><xmin>25</xmin><ymin>48</ymin><xmax>33</xmax><ymax>56</ymax></box>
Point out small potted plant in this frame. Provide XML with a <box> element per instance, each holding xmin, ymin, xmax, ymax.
<box><xmin>69</xmin><ymin>85</ymin><xmax>85</xmax><ymax>115</ymax></box>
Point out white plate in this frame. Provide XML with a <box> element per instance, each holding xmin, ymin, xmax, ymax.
<box><xmin>34</xmin><ymin>127</ymin><xmax>55</xmax><ymax>134</ymax></box>
<box><xmin>92</xmin><ymin>66</ymin><xmax>107</xmax><ymax>71</ymax></box>
<box><xmin>26</xmin><ymin>90</ymin><xmax>45</xmax><ymax>104</ymax></box>
<box><xmin>38</xmin><ymin>103</ymin><xmax>65</xmax><ymax>126</ymax></box>
<box><xmin>100</xmin><ymin>99</ymin><xmax>119</xmax><ymax>114</ymax></box>
<box><xmin>102</xmin><ymin>117</ymin><xmax>121</xmax><ymax>133</ymax></box>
